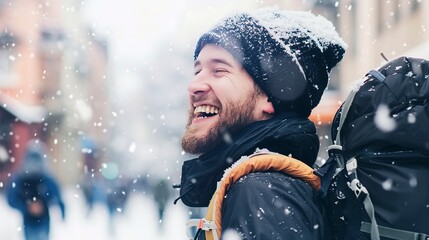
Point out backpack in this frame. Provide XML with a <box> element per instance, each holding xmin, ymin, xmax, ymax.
<box><xmin>315</xmin><ymin>56</ymin><xmax>429</xmax><ymax>240</ymax></box>
<box><xmin>16</xmin><ymin>173</ymin><xmax>52</xmax><ymax>217</ymax></box>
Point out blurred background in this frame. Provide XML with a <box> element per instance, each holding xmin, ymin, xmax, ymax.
<box><xmin>0</xmin><ymin>0</ymin><xmax>428</xmax><ymax>239</ymax></box>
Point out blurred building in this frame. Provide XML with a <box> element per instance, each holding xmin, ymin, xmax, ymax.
<box><xmin>0</xmin><ymin>0</ymin><xmax>111</xmax><ymax>186</ymax></box>
<box><xmin>337</xmin><ymin>0</ymin><xmax>429</xmax><ymax>96</ymax></box>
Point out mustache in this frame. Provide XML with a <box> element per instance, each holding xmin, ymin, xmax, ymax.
<box><xmin>189</xmin><ymin>93</ymin><xmax>209</xmax><ymax>106</ymax></box>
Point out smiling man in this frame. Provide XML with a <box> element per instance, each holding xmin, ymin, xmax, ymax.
<box><xmin>177</xmin><ymin>8</ymin><xmax>346</xmax><ymax>240</ymax></box>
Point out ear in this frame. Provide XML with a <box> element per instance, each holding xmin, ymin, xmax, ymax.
<box><xmin>256</xmin><ymin>97</ymin><xmax>275</xmax><ymax>120</ymax></box>
<box><xmin>262</xmin><ymin>99</ymin><xmax>275</xmax><ymax>115</ymax></box>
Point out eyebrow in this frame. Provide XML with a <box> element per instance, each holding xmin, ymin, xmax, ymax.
<box><xmin>194</xmin><ymin>58</ymin><xmax>235</xmax><ymax>68</ymax></box>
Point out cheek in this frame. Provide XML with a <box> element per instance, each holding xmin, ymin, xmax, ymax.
<box><xmin>210</xmin><ymin>75</ymin><xmax>256</xmax><ymax>104</ymax></box>
<box><xmin>215</xmin><ymin>83</ymin><xmax>252</xmax><ymax>101</ymax></box>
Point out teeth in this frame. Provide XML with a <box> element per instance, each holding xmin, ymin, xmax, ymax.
<box><xmin>194</xmin><ymin>105</ymin><xmax>219</xmax><ymax>114</ymax></box>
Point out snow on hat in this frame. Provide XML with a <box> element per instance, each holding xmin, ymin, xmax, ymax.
<box><xmin>194</xmin><ymin>8</ymin><xmax>347</xmax><ymax>117</ymax></box>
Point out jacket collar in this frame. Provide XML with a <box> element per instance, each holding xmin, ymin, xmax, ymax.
<box><xmin>176</xmin><ymin>112</ymin><xmax>318</xmax><ymax>207</ymax></box>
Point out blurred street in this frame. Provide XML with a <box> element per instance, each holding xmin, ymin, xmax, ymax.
<box><xmin>1</xmin><ymin>188</ymin><xmax>189</xmax><ymax>240</ymax></box>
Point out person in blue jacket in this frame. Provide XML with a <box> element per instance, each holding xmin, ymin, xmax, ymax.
<box><xmin>6</xmin><ymin>139</ymin><xmax>65</xmax><ymax>240</ymax></box>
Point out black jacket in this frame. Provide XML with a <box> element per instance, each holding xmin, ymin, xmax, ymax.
<box><xmin>180</xmin><ymin>113</ymin><xmax>329</xmax><ymax>239</ymax></box>
<box><xmin>219</xmin><ymin>172</ymin><xmax>326</xmax><ymax>240</ymax></box>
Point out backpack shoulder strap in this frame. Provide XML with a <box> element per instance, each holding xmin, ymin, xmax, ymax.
<box><xmin>190</xmin><ymin>152</ymin><xmax>320</xmax><ymax>240</ymax></box>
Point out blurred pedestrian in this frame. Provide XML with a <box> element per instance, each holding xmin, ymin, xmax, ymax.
<box><xmin>80</xmin><ymin>137</ymin><xmax>107</xmax><ymax>214</ymax></box>
<box><xmin>6</xmin><ymin>139</ymin><xmax>65</xmax><ymax>240</ymax></box>
<box><xmin>106</xmin><ymin>178</ymin><xmax>130</xmax><ymax>235</ymax></box>
<box><xmin>106</xmin><ymin>179</ymin><xmax>129</xmax><ymax>216</ymax></box>
<box><xmin>153</xmin><ymin>179</ymin><xmax>171</xmax><ymax>228</ymax></box>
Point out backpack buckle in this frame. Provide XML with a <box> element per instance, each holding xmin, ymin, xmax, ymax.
<box><xmin>346</xmin><ymin>157</ymin><xmax>358</xmax><ymax>174</ymax></box>
<box><xmin>186</xmin><ymin>218</ymin><xmax>217</xmax><ymax>240</ymax></box>
<box><xmin>186</xmin><ymin>218</ymin><xmax>216</xmax><ymax>231</ymax></box>
<box><xmin>348</xmin><ymin>178</ymin><xmax>368</xmax><ymax>197</ymax></box>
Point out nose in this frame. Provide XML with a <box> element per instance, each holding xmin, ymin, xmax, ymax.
<box><xmin>188</xmin><ymin>73</ymin><xmax>210</xmax><ymax>98</ymax></box>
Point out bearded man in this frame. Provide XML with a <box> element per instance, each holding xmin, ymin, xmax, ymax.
<box><xmin>177</xmin><ymin>8</ymin><xmax>347</xmax><ymax>240</ymax></box>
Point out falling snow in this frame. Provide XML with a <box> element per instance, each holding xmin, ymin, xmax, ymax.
<box><xmin>374</xmin><ymin>104</ymin><xmax>397</xmax><ymax>132</ymax></box>
<box><xmin>128</xmin><ymin>142</ymin><xmax>136</xmax><ymax>153</ymax></box>
<box><xmin>382</xmin><ymin>179</ymin><xmax>393</xmax><ymax>191</ymax></box>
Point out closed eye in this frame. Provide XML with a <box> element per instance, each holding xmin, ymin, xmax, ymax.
<box><xmin>194</xmin><ymin>69</ymin><xmax>202</xmax><ymax>76</ymax></box>
<box><xmin>215</xmin><ymin>68</ymin><xmax>227</xmax><ymax>73</ymax></box>
<box><xmin>214</xmin><ymin>68</ymin><xmax>228</xmax><ymax>77</ymax></box>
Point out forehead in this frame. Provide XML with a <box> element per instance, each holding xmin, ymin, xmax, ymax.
<box><xmin>194</xmin><ymin>44</ymin><xmax>241</xmax><ymax>68</ymax></box>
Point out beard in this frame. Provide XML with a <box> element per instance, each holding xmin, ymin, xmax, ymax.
<box><xmin>181</xmin><ymin>97</ymin><xmax>258</xmax><ymax>155</ymax></box>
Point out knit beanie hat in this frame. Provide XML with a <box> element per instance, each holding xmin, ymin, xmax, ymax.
<box><xmin>194</xmin><ymin>8</ymin><xmax>347</xmax><ymax>117</ymax></box>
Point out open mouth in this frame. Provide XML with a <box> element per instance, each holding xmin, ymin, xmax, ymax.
<box><xmin>194</xmin><ymin>105</ymin><xmax>219</xmax><ymax>119</ymax></box>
